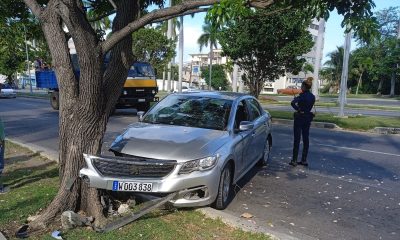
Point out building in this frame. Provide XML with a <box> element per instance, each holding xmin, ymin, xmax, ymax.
<box><xmin>262</xmin><ymin>19</ymin><xmax>326</xmax><ymax>94</ymax></box>
<box><xmin>187</xmin><ymin>49</ymin><xmax>229</xmax><ymax>88</ymax></box>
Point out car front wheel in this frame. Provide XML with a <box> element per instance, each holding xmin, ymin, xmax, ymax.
<box><xmin>258</xmin><ymin>136</ymin><xmax>271</xmax><ymax>166</ymax></box>
<box><xmin>214</xmin><ymin>163</ymin><xmax>232</xmax><ymax>210</ymax></box>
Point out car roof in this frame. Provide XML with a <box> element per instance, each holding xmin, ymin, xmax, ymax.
<box><xmin>173</xmin><ymin>91</ymin><xmax>250</xmax><ymax>100</ymax></box>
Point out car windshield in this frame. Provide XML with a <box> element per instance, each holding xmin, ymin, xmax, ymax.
<box><xmin>1</xmin><ymin>84</ymin><xmax>12</xmax><ymax>89</ymax></box>
<box><xmin>128</xmin><ymin>63</ymin><xmax>155</xmax><ymax>78</ymax></box>
<box><xmin>143</xmin><ymin>95</ymin><xmax>232</xmax><ymax>131</ymax></box>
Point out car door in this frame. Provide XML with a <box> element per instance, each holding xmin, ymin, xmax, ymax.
<box><xmin>232</xmin><ymin>100</ymin><xmax>253</xmax><ymax>177</ymax></box>
<box><xmin>245</xmin><ymin>98</ymin><xmax>268</xmax><ymax>165</ymax></box>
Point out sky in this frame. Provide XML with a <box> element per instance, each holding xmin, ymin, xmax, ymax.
<box><xmin>166</xmin><ymin>0</ymin><xmax>400</xmax><ymax>63</ymax></box>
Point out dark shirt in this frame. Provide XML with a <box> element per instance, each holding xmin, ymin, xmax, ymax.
<box><xmin>291</xmin><ymin>90</ymin><xmax>315</xmax><ymax>113</ymax></box>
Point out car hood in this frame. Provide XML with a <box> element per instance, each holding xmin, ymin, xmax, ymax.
<box><xmin>110</xmin><ymin>122</ymin><xmax>230</xmax><ymax>162</ymax></box>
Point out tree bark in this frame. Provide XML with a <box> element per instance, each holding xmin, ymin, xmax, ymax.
<box><xmin>26</xmin><ymin>0</ymin><xmax>138</xmax><ymax>231</ymax></box>
<box><xmin>377</xmin><ymin>78</ymin><xmax>383</xmax><ymax>95</ymax></box>
<box><xmin>390</xmin><ymin>71</ymin><xmax>396</xmax><ymax>97</ymax></box>
<box><xmin>355</xmin><ymin>71</ymin><xmax>363</xmax><ymax>95</ymax></box>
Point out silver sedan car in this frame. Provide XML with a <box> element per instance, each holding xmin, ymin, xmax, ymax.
<box><xmin>80</xmin><ymin>92</ymin><xmax>272</xmax><ymax>209</ymax></box>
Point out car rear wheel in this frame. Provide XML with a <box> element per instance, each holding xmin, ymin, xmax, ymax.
<box><xmin>258</xmin><ymin>136</ymin><xmax>271</xmax><ymax>166</ymax></box>
<box><xmin>214</xmin><ymin>163</ymin><xmax>232</xmax><ymax>210</ymax></box>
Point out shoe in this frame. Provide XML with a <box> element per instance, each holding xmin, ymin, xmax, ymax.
<box><xmin>289</xmin><ymin>161</ymin><xmax>297</xmax><ymax>167</ymax></box>
<box><xmin>297</xmin><ymin>161</ymin><xmax>308</xmax><ymax>167</ymax></box>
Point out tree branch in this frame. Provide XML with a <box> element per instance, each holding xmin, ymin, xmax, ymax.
<box><xmin>249</xmin><ymin>0</ymin><xmax>275</xmax><ymax>9</ymax></box>
<box><xmin>102</xmin><ymin>0</ymin><xmax>220</xmax><ymax>53</ymax></box>
<box><xmin>89</xmin><ymin>10</ymin><xmax>116</xmax><ymax>22</ymax></box>
<box><xmin>23</xmin><ymin>0</ymin><xmax>43</xmax><ymax>18</ymax></box>
<box><xmin>151</xmin><ymin>8</ymin><xmax>210</xmax><ymax>24</ymax></box>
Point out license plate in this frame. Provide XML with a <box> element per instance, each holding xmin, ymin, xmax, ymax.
<box><xmin>112</xmin><ymin>181</ymin><xmax>153</xmax><ymax>192</ymax></box>
<box><xmin>138</xmin><ymin>99</ymin><xmax>145</xmax><ymax>102</ymax></box>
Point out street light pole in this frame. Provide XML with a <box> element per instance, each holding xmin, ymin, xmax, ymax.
<box><xmin>24</xmin><ymin>25</ymin><xmax>32</xmax><ymax>94</ymax></box>
<box><xmin>312</xmin><ymin>19</ymin><xmax>325</xmax><ymax>101</ymax></box>
<box><xmin>338</xmin><ymin>29</ymin><xmax>352</xmax><ymax>117</ymax></box>
<box><xmin>178</xmin><ymin>16</ymin><xmax>184</xmax><ymax>93</ymax></box>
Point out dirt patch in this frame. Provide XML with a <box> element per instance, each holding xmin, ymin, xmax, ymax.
<box><xmin>3</xmin><ymin>141</ymin><xmax>54</xmax><ymax>173</ymax></box>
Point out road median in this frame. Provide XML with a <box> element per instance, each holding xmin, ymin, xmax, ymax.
<box><xmin>268</xmin><ymin>109</ymin><xmax>400</xmax><ymax>133</ymax></box>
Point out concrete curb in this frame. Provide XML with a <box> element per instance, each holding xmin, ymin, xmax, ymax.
<box><xmin>5</xmin><ymin>138</ymin><xmax>58</xmax><ymax>162</ymax></box>
<box><xmin>197</xmin><ymin>208</ymin><xmax>310</xmax><ymax>240</ymax></box>
<box><xmin>373</xmin><ymin>127</ymin><xmax>400</xmax><ymax>135</ymax></box>
<box><xmin>272</xmin><ymin>118</ymin><xmax>340</xmax><ymax>129</ymax></box>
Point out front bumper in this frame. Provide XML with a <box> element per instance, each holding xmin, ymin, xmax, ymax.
<box><xmin>79</xmin><ymin>155</ymin><xmax>221</xmax><ymax>207</ymax></box>
<box><xmin>0</xmin><ymin>92</ymin><xmax>16</xmax><ymax>98</ymax></box>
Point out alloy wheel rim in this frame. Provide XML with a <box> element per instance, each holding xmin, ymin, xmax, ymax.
<box><xmin>264</xmin><ymin>139</ymin><xmax>270</xmax><ymax>162</ymax></box>
<box><xmin>222</xmin><ymin>168</ymin><xmax>231</xmax><ymax>202</ymax></box>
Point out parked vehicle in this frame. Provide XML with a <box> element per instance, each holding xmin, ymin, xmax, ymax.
<box><xmin>35</xmin><ymin>56</ymin><xmax>158</xmax><ymax>111</ymax></box>
<box><xmin>0</xmin><ymin>118</ymin><xmax>5</xmax><ymax>174</ymax></box>
<box><xmin>277</xmin><ymin>85</ymin><xmax>302</xmax><ymax>95</ymax></box>
<box><xmin>0</xmin><ymin>83</ymin><xmax>16</xmax><ymax>98</ymax></box>
<box><xmin>174</xmin><ymin>86</ymin><xmax>200</xmax><ymax>93</ymax></box>
<box><xmin>80</xmin><ymin>92</ymin><xmax>273</xmax><ymax>209</ymax></box>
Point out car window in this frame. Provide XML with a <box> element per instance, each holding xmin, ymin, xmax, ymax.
<box><xmin>247</xmin><ymin>99</ymin><xmax>262</xmax><ymax>121</ymax></box>
<box><xmin>234</xmin><ymin>100</ymin><xmax>250</xmax><ymax>129</ymax></box>
<box><xmin>143</xmin><ymin>95</ymin><xmax>232</xmax><ymax>131</ymax></box>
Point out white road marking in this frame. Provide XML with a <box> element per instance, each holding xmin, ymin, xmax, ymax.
<box><xmin>316</xmin><ymin>143</ymin><xmax>400</xmax><ymax>157</ymax></box>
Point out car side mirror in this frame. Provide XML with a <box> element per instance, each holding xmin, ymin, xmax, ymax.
<box><xmin>239</xmin><ymin>121</ymin><xmax>254</xmax><ymax>131</ymax></box>
<box><xmin>137</xmin><ymin>111</ymin><xmax>145</xmax><ymax>122</ymax></box>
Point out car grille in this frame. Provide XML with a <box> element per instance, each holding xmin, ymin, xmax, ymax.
<box><xmin>92</xmin><ymin>155</ymin><xmax>176</xmax><ymax>178</ymax></box>
<box><xmin>123</xmin><ymin>88</ymin><xmax>155</xmax><ymax>98</ymax></box>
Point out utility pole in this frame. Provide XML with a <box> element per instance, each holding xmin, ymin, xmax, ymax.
<box><xmin>178</xmin><ymin>16</ymin><xmax>184</xmax><ymax>93</ymax></box>
<box><xmin>209</xmin><ymin>43</ymin><xmax>213</xmax><ymax>90</ymax></box>
<box><xmin>24</xmin><ymin>25</ymin><xmax>32</xmax><ymax>94</ymax></box>
<box><xmin>166</xmin><ymin>0</ymin><xmax>173</xmax><ymax>92</ymax></box>
<box><xmin>390</xmin><ymin>19</ymin><xmax>400</xmax><ymax>97</ymax></box>
<box><xmin>232</xmin><ymin>64</ymin><xmax>238</xmax><ymax>92</ymax></box>
<box><xmin>338</xmin><ymin>29</ymin><xmax>352</xmax><ymax>117</ymax></box>
<box><xmin>312</xmin><ymin>19</ymin><xmax>325</xmax><ymax>101</ymax></box>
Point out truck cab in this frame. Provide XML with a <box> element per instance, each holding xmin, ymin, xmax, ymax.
<box><xmin>117</xmin><ymin>62</ymin><xmax>158</xmax><ymax>112</ymax></box>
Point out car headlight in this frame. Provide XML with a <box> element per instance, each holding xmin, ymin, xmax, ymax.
<box><xmin>123</xmin><ymin>90</ymin><xmax>128</xmax><ymax>95</ymax></box>
<box><xmin>152</xmin><ymin>90</ymin><xmax>156</xmax><ymax>94</ymax></box>
<box><xmin>179</xmin><ymin>155</ymin><xmax>219</xmax><ymax>174</ymax></box>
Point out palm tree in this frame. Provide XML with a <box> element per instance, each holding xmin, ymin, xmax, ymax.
<box><xmin>198</xmin><ymin>23</ymin><xmax>219</xmax><ymax>90</ymax></box>
<box><xmin>323</xmin><ymin>47</ymin><xmax>345</xmax><ymax>91</ymax></box>
<box><xmin>352</xmin><ymin>56</ymin><xmax>373</xmax><ymax>95</ymax></box>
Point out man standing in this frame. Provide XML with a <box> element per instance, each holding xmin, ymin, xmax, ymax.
<box><xmin>289</xmin><ymin>77</ymin><xmax>315</xmax><ymax>167</ymax></box>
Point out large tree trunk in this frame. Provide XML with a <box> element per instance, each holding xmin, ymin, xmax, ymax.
<box><xmin>390</xmin><ymin>71</ymin><xmax>396</xmax><ymax>97</ymax></box>
<box><xmin>29</xmin><ymin>0</ymin><xmax>137</xmax><ymax>231</ymax></box>
<box><xmin>377</xmin><ymin>78</ymin><xmax>383</xmax><ymax>96</ymax></box>
<box><xmin>355</xmin><ymin>71</ymin><xmax>363</xmax><ymax>95</ymax></box>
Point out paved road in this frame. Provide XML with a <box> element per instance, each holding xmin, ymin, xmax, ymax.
<box><xmin>1</xmin><ymin>97</ymin><xmax>399</xmax><ymax>240</ymax></box>
<box><xmin>264</xmin><ymin>104</ymin><xmax>400</xmax><ymax>118</ymax></box>
<box><xmin>268</xmin><ymin>95</ymin><xmax>400</xmax><ymax>107</ymax></box>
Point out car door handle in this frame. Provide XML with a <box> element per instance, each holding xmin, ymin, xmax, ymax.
<box><xmin>252</xmin><ymin>132</ymin><xmax>256</xmax><ymax>137</ymax></box>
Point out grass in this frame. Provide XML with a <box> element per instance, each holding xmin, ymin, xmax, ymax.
<box><xmin>319</xmin><ymin>93</ymin><xmax>400</xmax><ymax>100</ymax></box>
<box><xmin>0</xmin><ymin>141</ymin><xmax>270</xmax><ymax>240</ymax></box>
<box><xmin>267</xmin><ymin>109</ymin><xmax>400</xmax><ymax>131</ymax></box>
<box><xmin>259</xmin><ymin>99</ymin><xmax>400</xmax><ymax>111</ymax></box>
<box><xmin>16</xmin><ymin>92</ymin><xmax>50</xmax><ymax>99</ymax></box>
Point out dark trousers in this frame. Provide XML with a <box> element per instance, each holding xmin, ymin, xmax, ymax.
<box><xmin>292</xmin><ymin>114</ymin><xmax>312</xmax><ymax>162</ymax></box>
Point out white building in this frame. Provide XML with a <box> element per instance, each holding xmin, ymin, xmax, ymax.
<box><xmin>187</xmin><ymin>49</ymin><xmax>229</xmax><ymax>88</ymax></box>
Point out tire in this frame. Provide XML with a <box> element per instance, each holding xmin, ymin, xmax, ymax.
<box><xmin>50</xmin><ymin>91</ymin><xmax>59</xmax><ymax>110</ymax></box>
<box><xmin>258</xmin><ymin>136</ymin><xmax>271</xmax><ymax>166</ymax></box>
<box><xmin>214</xmin><ymin>163</ymin><xmax>233</xmax><ymax>210</ymax></box>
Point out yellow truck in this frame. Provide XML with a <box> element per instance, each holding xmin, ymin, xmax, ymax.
<box><xmin>37</xmin><ymin>61</ymin><xmax>158</xmax><ymax>112</ymax></box>
<box><xmin>117</xmin><ymin>62</ymin><xmax>158</xmax><ymax>112</ymax></box>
